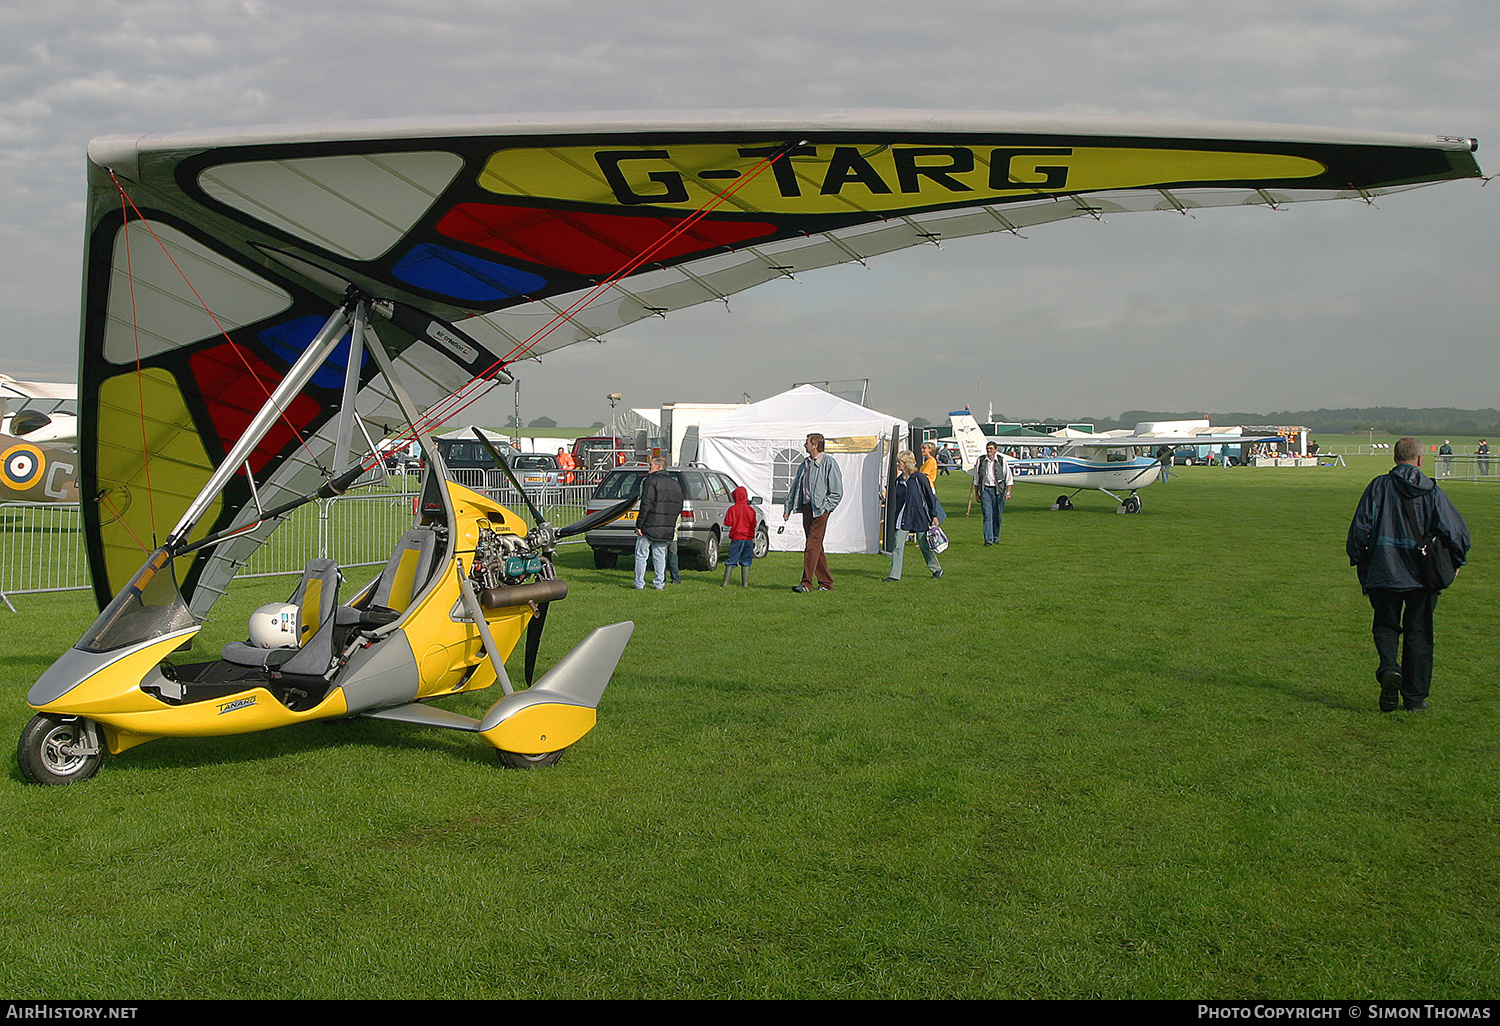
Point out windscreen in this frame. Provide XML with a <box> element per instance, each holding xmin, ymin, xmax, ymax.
<box><xmin>77</xmin><ymin>547</ymin><xmax>198</xmax><ymax>653</ymax></box>
<box><xmin>594</xmin><ymin>471</ymin><xmax>644</xmax><ymax>501</ymax></box>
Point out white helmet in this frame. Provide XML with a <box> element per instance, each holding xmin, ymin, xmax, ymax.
<box><xmin>249</xmin><ymin>602</ymin><xmax>301</xmax><ymax>649</ymax></box>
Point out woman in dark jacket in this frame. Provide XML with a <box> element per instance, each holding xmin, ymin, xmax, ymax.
<box><xmin>885</xmin><ymin>451</ymin><xmax>943</xmax><ymax>581</ymax></box>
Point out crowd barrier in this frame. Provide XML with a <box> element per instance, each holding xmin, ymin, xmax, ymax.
<box><xmin>0</xmin><ymin>502</ymin><xmax>90</xmax><ymax>611</ymax></box>
<box><xmin>1432</xmin><ymin>454</ymin><xmax>1497</xmax><ymax>483</ymax></box>
<box><xmin>1</xmin><ymin>480</ymin><xmax>594</xmax><ymax>610</ymax></box>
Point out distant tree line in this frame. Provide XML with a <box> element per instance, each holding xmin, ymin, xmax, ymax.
<box><xmin>949</xmin><ymin>408</ymin><xmax>1500</xmax><ymax>437</ymax></box>
<box><xmin>1106</xmin><ymin>409</ymin><xmax>1500</xmax><ymax>436</ymax></box>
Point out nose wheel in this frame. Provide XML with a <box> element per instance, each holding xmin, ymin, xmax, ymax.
<box><xmin>497</xmin><ymin>748</ymin><xmax>566</xmax><ymax>769</ymax></box>
<box><xmin>17</xmin><ymin>714</ymin><xmax>104</xmax><ymax>785</ymax></box>
<box><xmin>1121</xmin><ymin>493</ymin><xmax>1142</xmax><ymax>514</ymax></box>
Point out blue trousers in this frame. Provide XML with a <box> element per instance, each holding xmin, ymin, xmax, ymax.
<box><xmin>978</xmin><ymin>486</ymin><xmax>1006</xmax><ymax>544</ymax></box>
<box><xmin>726</xmin><ymin>538</ymin><xmax>755</xmax><ymax>566</ymax></box>
<box><xmin>633</xmin><ymin>535</ymin><xmax>668</xmax><ymax>589</ymax></box>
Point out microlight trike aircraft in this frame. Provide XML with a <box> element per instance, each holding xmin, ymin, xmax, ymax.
<box><xmin>16</xmin><ymin>111</ymin><xmax>1483</xmax><ymax>782</ymax></box>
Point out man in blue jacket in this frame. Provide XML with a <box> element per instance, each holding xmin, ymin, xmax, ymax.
<box><xmin>783</xmin><ymin>433</ymin><xmax>843</xmax><ymax>592</ymax></box>
<box><xmin>1347</xmin><ymin>437</ymin><xmax>1471</xmax><ymax>711</ymax></box>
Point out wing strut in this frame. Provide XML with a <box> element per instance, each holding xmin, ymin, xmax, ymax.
<box><xmin>164</xmin><ymin>301</ymin><xmax>353</xmax><ymax>551</ymax></box>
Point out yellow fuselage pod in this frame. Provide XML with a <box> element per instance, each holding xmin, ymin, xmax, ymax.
<box><xmin>32</xmin><ymin>481</ymin><xmax>539</xmax><ymax>753</ymax></box>
<box><xmin>28</xmin><ymin>630</ymin><xmax>351</xmax><ymax>753</ymax></box>
<box><xmin>395</xmin><ymin>481</ymin><xmax>533</xmax><ymax>702</ymax></box>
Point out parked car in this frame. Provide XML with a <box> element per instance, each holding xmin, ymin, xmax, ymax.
<box><xmin>509</xmin><ymin>453</ymin><xmax>568</xmax><ymax>490</ymax></box>
<box><xmin>434</xmin><ymin>436</ymin><xmax>518</xmax><ymax>470</ymax></box>
<box><xmin>584</xmin><ymin>464</ymin><xmax>770</xmax><ymax>572</ymax></box>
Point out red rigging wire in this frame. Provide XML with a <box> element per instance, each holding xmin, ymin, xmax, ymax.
<box><xmin>108</xmin><ymin>172</ymin><xmax>321</xmax><ymax>482</ymax></box>
<box><xmin>115</xmin><ymin>183</ymin><xmax>157</xmax><ymax>549</ymax></box>
<box><xmin>111</xmin><ymin>145</ymin><xmax>798</xmax><ymax>481</ymax></box>
<box><xmin>401</xmin><ymin>144</ymin><xmax>799</xmax><ymax>456</ymax></box>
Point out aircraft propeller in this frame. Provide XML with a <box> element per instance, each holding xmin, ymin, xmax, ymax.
<box><xmin>469</xmin><ymin>429</ymin><xmax>636</xmax><ymax>685</ymax></box>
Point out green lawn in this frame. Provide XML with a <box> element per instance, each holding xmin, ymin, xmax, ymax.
<box><xmin>2</xmin><ymin>453</ymin><xmax>1495</xmax><ymax>999</ymax></box>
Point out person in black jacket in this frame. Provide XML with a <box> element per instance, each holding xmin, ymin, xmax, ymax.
<box><xmin>884</xmin><ymin>450</ymin><xmax>943</xmax><ymax>581</ymax></box>
<box><xmin>1347</xmin><ymin>437</ymin><xmax>1471</xmax><ymax>711</ymax></box>
<box><xmin>633</xmin><ymin>458</ymin><xmax>684</xmax><ymax>590</ymax></box>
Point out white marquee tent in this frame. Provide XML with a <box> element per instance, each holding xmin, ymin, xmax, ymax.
<box><xmin>697</xmin><ymin>385</ymin><xmax>906</xmax><ymax>555</ymax></box>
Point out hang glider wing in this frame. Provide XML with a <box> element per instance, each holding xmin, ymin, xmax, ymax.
<box><xmin>79</xmin><ymin>110</ymin><xmax>1483</xmax><ymax>610</ymax></box>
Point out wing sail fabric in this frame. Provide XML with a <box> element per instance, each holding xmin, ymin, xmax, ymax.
<box><xmin>79</xmin><ymin>112</ymin><xmax>1482</xmax><ymax>609</ymax></box>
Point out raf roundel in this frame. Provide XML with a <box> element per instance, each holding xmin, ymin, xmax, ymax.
<box><xmin>1</xmin><ymin>443</ymin><xmax>46</xmax><ymax>491</ymax></box>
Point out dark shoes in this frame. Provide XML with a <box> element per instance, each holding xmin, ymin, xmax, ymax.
<box><xmin>792</xmin><ymin>583</ymin><xmax>813</xmax><ymax>593</ymax></box>
<box><xmin>1405</xmin><ymin>699</ymin><xmax>1428</xmax><ymax>712</ymax></box>
<box><xmin>1377</xmin><ymin>669</ymin><xmax>1402</xmax><ymax>713</ymax></box>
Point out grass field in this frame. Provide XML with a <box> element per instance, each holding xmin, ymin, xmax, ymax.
<box><xmin>1</xmin><ymin>450</ymin><xmax>1495</xmax><ymax>999</ymax></box>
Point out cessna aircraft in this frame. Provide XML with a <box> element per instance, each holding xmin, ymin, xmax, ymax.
<box><xmin>950</xmin><ymin>412</ymin><xmax>1273</xmax><ymax>512</ymax></box>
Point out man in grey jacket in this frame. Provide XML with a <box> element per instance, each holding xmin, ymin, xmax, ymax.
<box><xmin>1347</xmin><ymin>437</ymin><xmax>1471</xmax><ymax>711</ymax></box>
<box><xmin>783</xmin><ymin>433</ymin><xmax>843</xmax><ymax>592</ymax></box>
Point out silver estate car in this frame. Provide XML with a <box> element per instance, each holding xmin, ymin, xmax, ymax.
<box><xmin>584</xmin><ymin>464</ymin><xmax>770</xmax><ymax>572</ymax></box>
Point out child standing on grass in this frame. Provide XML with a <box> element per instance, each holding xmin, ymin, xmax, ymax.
<box><xmin>722</xmin><ymin>486</ymin><xmax>758</xmax><ymax>587</ymax></box>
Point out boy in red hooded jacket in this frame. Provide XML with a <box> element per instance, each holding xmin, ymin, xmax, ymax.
<box><xmin>722</xmin><ymin>486</ymin><xmax>759</xmax><ymax>587</ymax></box>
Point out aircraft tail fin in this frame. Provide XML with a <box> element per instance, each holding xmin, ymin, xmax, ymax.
<box><xmin>948</xmin><ymin>411</ymin><xmax>988</xmax><ymax>473</ymax></box>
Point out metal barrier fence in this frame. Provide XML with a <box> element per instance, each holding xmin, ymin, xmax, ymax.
<box><xmin>1432</xmin><ymin>455</ymin><xmax>1498</xmax><ymax>483</ymax></box>
<box><xmin>1</xmin><ymin>479</ymin><xmax>596</xmax><ymax>609</ymax></box>
<box><xmin>0</xmin><ymin>502</ymin><xmax>90</xmax><ymax>610</ymax></box>
<box><xmin>1318</xmin><ymin>448</ymin><xmax>1496</xmax><ymax>481</ymax></box>
<box><xmin>442</xmin><ymin>470</ymin><xmax>595</xmax><ymax>526</ymax></box>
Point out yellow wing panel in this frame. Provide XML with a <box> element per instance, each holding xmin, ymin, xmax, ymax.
<box><xmin>95</xmin><ymin>370</ymin><xmax>219</xmax><ymax>594</ymax></box>
<box><xmin>480</xmin><ymin>143</ymin><xmax>1325</xmax><ymax>215</ymax></box>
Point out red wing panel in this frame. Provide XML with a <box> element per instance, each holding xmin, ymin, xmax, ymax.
<box><xmin>436</xmin><ymin>203</ymin><xmax>778</xmax><ymax>276</ymax></box>
<box><xmin>189</xmin><ymin>343</ymin><xmax>323</xmax><ymax>475</ymax></box>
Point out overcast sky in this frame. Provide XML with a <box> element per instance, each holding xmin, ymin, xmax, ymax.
<box><xmin>2</xmin><ymin>0</ymin><xmax>1495</xmax><ymax>429</ymax></box>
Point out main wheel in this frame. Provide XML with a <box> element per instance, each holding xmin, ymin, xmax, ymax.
<box><xmin>17</xmin><ymin>714</ymin><xmax>104</xmax><ymax>785</ymax></box>
<box><xmin>753</xmin><ymin>525</ymin><xmax>770</xmax><ymax>559</ymax></box>
<box><xmin>497</xmin><ymin>748</ymin><xmax>566</xmax><ymax>769</ymax></box>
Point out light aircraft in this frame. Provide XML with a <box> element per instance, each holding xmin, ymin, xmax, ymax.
<box><xmin>0</xmin><ymin>432</ymin><xmax>79</xmax><ymax>504</ymax></box>
<box><xmin>17</xmin><ymin>111</ymin><xmax>1482</xmax><ymax>782</ymax></box>
<box><xmin>950</xmin><ymin>412</ymin><xmax>1274</xmax><ymax>512</ymax></box>
<box><xmin>0</xmin><ymin>375</ymin><xmax>78</xmax><ymax>446</ymax></box>
<box><xmin>0</xmin><ymin>375</ymin><xmax>81</xmax><ymax>504</ymax></box>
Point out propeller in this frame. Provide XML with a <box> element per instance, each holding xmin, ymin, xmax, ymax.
<box><xmin>469</xmin><ymin>430</ymin><xmax>636</xmax><ymax>686</ymax></box>
<box><xmin>470</xmin><ymin>428</ymin><xmax>637</xmax><ymax>543</ymax></box>
<box><xmin>523</xmin><ymin>600</ymin><xmax>548</xmax><ymax>687</ymax></box>
<box><xmin>556</xmin><ymin>495</ymin><xmax>638</xmax><ymax>538</ymax></box>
